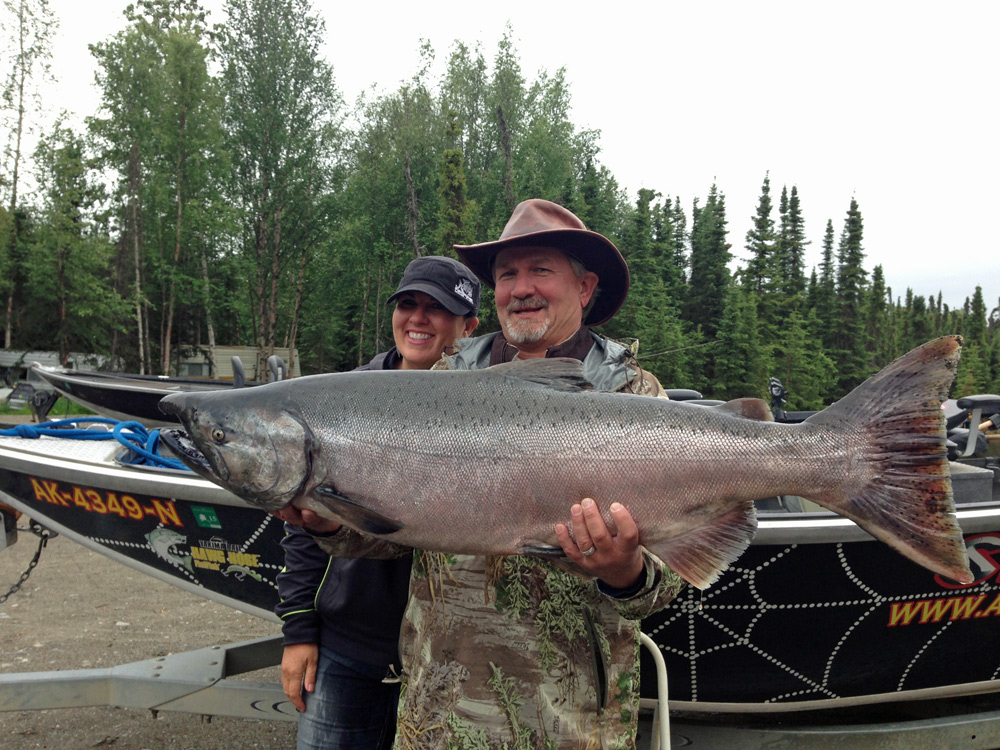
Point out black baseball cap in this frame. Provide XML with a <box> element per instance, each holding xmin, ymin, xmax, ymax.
<box><xmin>386</xmin><ymin>256</ymin><xmax>481</xmax><ymax>316</ymax></box>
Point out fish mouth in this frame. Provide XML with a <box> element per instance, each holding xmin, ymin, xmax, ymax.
<box><xmin>160</xmin><ymin>428</ymin><xmax>225</xmax><ymax>482</ymax></box>
<box><xmin>158</xmin><ymin>393</ymin><xmax>186</xmax><ymax>418</ymax></box>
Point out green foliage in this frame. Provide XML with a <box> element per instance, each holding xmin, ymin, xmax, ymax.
<box><xmin>2</xmin><ymin>5</ymin><xmax>996</xmax><ymax>414</ymax></box>
<box><xmin>712</xmin><ymin>282</ymin><xmax>766</xmax><ymax>401</ymax></box>
<box><xmin>29</xmin><ymin>119</ymin><xmax>127</xmax><ymax>360</ymax></box>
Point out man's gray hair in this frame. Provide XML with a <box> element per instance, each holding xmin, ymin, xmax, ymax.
<box><xmin>567</xmin><ymin>255</ymin><xmax>601</xmax><ymax>321</ymax></box>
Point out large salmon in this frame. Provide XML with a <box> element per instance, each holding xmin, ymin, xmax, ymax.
<box><xmin>159</xmin><ymin>335</ymin><xmax>973</xmax><ymax>588</ymax></box>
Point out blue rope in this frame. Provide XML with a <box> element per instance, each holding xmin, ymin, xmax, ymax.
<box><xmin>0</xmin><ymin>417</ymin><xmax>192</xmax><ymax>471</ymax></box>
<box><xmin>0</xmin><ymin>417</ymin><xmax>122</xmax><ymax>439</ymax></box>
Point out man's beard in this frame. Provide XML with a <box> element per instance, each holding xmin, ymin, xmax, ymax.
<box><xmin>504</xmin><ymin>297</ymin><xmax>550</xmax><ymax>345</ymax></box>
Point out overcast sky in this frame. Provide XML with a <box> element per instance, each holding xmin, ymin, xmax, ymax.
<box><xmin>33</xmin><ymin>0</ymin><xmax>1000</xmax><ymax>311</ymax></box>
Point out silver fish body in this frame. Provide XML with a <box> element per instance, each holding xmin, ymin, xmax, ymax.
<box><xmin>160</xmin><ymin>335</ymin><xmax>972</xmax><ymax>588</ymax></box>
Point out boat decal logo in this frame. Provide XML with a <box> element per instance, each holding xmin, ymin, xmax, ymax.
<box><xmin>936</xmin><ymin>533</ymin><xmax>1000</xmax><ymax>589</ymax></box>
<box><xmin>192</xmin><ymin>505</ymin><xmax>222</xmax><ymax>529</ymax></box>
<box><xmin>146</xmin><ymin>527</ymin><xmax>193</xmax><ymax>572</ymax></box>
<box><xmin>887</xmin><ymin>592</ymin><xmax>1000</xmax><ymax>627</ymax></box>
<box><xmin>190</xmin><ymin>543</ymin><xmax>261</xmax><ymax>573</ymax></box>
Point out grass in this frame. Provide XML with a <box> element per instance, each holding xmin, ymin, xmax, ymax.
<box><xmin>0</xmin><ymin>396</ymin><xmax>96</xmax><ymax>419</ymax></box>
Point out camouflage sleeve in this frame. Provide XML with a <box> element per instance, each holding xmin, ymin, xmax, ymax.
<box><xmin>608</xmin><ymin>549</ymin><xmax>685</xmax><ymax>620</ymax></box>
<box><xmin>429</xmin><ymin>356</ymin><xmax>451</xmax><ymax>371</ymax></box>
<box><xmin>626</xmin><ymin>365</ymin><xmax>668</xmax><ymax>398</ymax></box>
<box><xmin>311</xmin><ymin>526</ymin><xmax>413</xmax><ymax>560</ymax></box>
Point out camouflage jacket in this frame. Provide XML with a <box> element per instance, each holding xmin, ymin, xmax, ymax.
<box><xmin>313</xmin><ymin>331</ymin><xmax>684</xmax><ymax>749</ymax></box>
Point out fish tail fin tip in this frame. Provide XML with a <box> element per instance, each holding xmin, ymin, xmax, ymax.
<box><xmin>816</xmin><ymin>478</ymin><xmax>973</xmax><ymax>584</ymax></box>
<box><xmin>646</xmin><ymin>503</ymin><xmax>757</xmax><ymax>590</ymax></box>
<box><xmin>806</xmin><ymin>335</ymin><xmax>961</xmax><ymax>431</ymax></box>
<box><xmin>806</xmin><ymin>336</ymin><xmax>971</xmax><ymax>584</ymax></box>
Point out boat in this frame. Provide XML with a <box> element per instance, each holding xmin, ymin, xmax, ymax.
<box><xmin>1</xmin><ymin>395</ymin><xmax>999</xmax><ymax>748</ymax></box>
<box><xmin>0</xmin><ymin>418</ymin><xmax>298</xmax><ymax>724</ymax></box>
<box><xmin>29</xmin><ymin>355</ymin><xmax>286</xmax><ymax>426</ymax></box>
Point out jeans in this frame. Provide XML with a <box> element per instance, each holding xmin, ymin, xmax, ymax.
<box><xmin>297</xmin><ymin>645</ymin><xmax>401</xmax><ymax>750</ymax></box>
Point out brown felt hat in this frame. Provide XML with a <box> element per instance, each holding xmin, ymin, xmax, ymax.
<box><xmin>454</xmin><ymin>199</ymin><xmax>630</xmax><ymax>326</ymax></box>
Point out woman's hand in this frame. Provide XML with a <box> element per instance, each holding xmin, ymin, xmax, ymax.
<box><xmin>281</xmin><ymin>642</ymin><xmax>319</xmax><ymax>712</ymax></box>
<box><xmin>270</xmin><ymin>505</ymin><xmax>342</xmax><ymax>534</ymax></box>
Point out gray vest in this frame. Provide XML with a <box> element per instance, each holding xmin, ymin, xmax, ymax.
<box><xmin>444</xmin><ymin>331</ymin><xmax>635</xmax><ymax>393</ymax></box>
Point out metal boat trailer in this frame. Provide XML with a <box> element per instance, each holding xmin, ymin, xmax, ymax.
<box><xmin>2</xmin><ymin>612</ymin><xmax>999</xmax><ymax>749</ymax></box>
<box><xmin>5</xmin><ymin>501</ymin><xmax>1000</xmax><ymax>748</ymax></box>
<box><xmin>3</xmin><ymin>405</ymin><xmax>1000</xmax><ymax>749</ymax></box>
<box><xmin>0</xmin><ymin>631</ymin><xmax>296</xmax><ymax>723</ymax></box>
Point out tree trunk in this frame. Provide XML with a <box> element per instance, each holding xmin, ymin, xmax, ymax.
<box><xmin>357</xmin><ymin>265</ymin><xmax>371</xmax><ymax>368</ymax></box>
<box><xmin>4</xmin><ymin>0</ymin><xmax>27</xmax><ymax>349</ymax></box>
<box><xmin>128</xmin><ymin>144</ymin><xmax>145</xmax><ymax>374</ymax></box>
<box><xmin>496</xmin><ymin>104</ymin><xmax>516</xmax><ymax>212</ymax></box>
<box><xmin>287</xmin><ymin>206</ymin><xmax>310</xmax><ymax>378</ymax></box>
<box><xmin>254</xmin><ymin>205</ymin><xmax>268</xmax><ymax>379</ymax></box>
<box><xmin>200</xmin><ymin>245</ymin><xmax>217</xmax><ymax>378</ymax></box>
<box><xmin>264</xmin><ymin>206</ymin><xmax>281</xmax><ymax>374</ymax></box>
<box><xmin>161</xmin><ymin>106</ymin><xmax>187</xmax><ymax>375</ymax></box>
<box><xmin>404</xmin><ymin>153</ymin><xmax>421</xmax><ymax>257</ymax></box>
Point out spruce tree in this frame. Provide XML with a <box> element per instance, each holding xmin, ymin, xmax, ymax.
<box><xmin>955</xmin><ymin>286</ymin><xmax>990</xmax><ymax>394</ymax></box>
<box><xmin>779</xmin><ymin>185</ymin><xmax>808</xmax><ymax>300</ymax></box>
<box><xmin>436</xmin><ymin>116</ymin><xmax>477</xmax><ymax>255</ymax></box>
<box><xmin>864</xmin><ymin>265</ymin><xmax>896</xmax><ymax>368</ymax></box>
<box><xmin>684</xmin><ymin>185</ymin><xmax>730</xmax><ymax>341</ymax></box>
<box><xmin>770</xmin><ymin>307</ymin><xmax>837</xmax><ymax>410</ymax></box>
<box><xmin>833</xmin><ymin>198</ymin><xmax>869</xmax><ymax>393</ymax></box>
<box><xmin>713</xmin><ymin>281</ymin><xmax>766</xmax><ymax>400</ymax></box>
<box><xmin>810</xmin><ymin>219</ymin><xmax>838</xmax><ymax>356</ymax></box>
<box><xmin>743</xmin><ymin>174</ymin><xmax>776</xmax><ymax>302</ymax></box>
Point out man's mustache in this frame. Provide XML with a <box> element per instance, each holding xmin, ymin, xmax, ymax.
<box><xmin>506</xmin><ymin>297</ymin><xmax>549</xmax><ymax>314</ymax></box>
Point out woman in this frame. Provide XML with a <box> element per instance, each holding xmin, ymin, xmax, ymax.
<box><xmin>274</xmin><ymin>255</ymin><xmax>480</xmax><ymax>750</ymax></box>
<box><xmin>362</xmin><ymin>255</ymin><xmax>480</xmax><ymax>372</ymax></box>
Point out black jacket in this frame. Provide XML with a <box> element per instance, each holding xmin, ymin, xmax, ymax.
<box><xmin>274</xmin><ymin>347</ymin><xmax>412</xmax><ymax>668</ymax></box>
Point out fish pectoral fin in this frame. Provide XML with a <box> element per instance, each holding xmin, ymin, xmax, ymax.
<box><xmin>313</xmin><ymin>486</ymin><xmax>405</xmax><ymax>536</ymax></box>
<box><xmin>486</xmin><ymin>358</ymin><xmax>594</xmax><ymax>392</ymax></box>
<box><xmin>645</xmin><ymin>503</ymin><xmax>757</xmax><ymax>590</ymax></box>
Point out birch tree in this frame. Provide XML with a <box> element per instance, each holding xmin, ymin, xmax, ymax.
<box><xmin>1</xmin><ymin>0</ymin><xmax>55</xmax><ymax>348</ymax></box>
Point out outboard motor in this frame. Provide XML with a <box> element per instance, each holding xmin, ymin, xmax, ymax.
<box><xmin>947</xmin><ymin>394</ymin><xmax>1000</xmax><ymax>459</ymax></box>
<box><xmin>232</xmin><ymin>356</ymin><xmax>246</xmax><ymax>388</ymax></box>
<box><xmin>768</xmin><ymin>377</ymin><xmax>788</xmax><ymax>421</ymax></box>
<box><xmin>267</xmin><ymin>355</ymin><xmax>287</xmax><ymax>383</ymax></box>
<box><xmin>30</xmin><ymin>389</ymin><xmax>60</xmax><ymax>422</ymax></box>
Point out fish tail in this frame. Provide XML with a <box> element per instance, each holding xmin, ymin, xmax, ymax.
<box><xmin>805</xmin><ymin>335</ymin><xmax>973</xmax><ymax>584</ymax></box>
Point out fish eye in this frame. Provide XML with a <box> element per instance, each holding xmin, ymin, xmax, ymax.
<box><xmin>211</xmin><ymin>428</ymin><xmax>225</xmax><ymax>443</ymax></box>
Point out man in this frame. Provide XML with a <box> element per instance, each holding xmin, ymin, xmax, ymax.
<box><xmin>283</xmin><ymin>199</ymin><xmax>683</xmax><ymax>748</ymax></box>
<box><xmin>275</xmin><ymin>256</ymin><xmax>480</xmax><ymax>750</ymax></box>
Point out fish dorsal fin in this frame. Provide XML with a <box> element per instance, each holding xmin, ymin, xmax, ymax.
<box><xmin>712</xmin><ymin>397</ymin><xmax>774</xmax><ymax>422</ymax></box>
<box><xmin>485</xmin><ymin>357</ymin><xmax>594</xmax><ymax>392</ymax></box>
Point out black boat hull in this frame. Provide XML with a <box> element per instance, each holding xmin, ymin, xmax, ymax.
<box><xmin>2</xmin><ymin>431</ymin><xmax>999</xmax><ymax>711</ymax></box>
<box><xmin>31</xmin><ymin>367</ymin><xmax>247</xmax><ymax>426</ymax></box>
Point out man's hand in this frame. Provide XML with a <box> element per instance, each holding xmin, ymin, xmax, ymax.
<box><xmin>281</xmin><ymin>642</ymin><xmax>319</xmax><ymax>712</ymax></box>
<box><xmin>554</xmin><ymin>498</ymin><xmax>645</xmax><ymax>590</ymax></box>
<box><xmin>270</xmin><ymin>505</ymin><xmax>342</xmax><ymax>534</ymax></box>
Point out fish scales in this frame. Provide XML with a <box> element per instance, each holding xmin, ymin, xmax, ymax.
<box><xmin>299</xmin><ymin>372</ymin><xmax>822</xmax><ymax>533</ymax></box>
<box><xmin>159</xmin><ymin>335</ymin><xmax>973</xmax><ymax>589</ymax></box>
